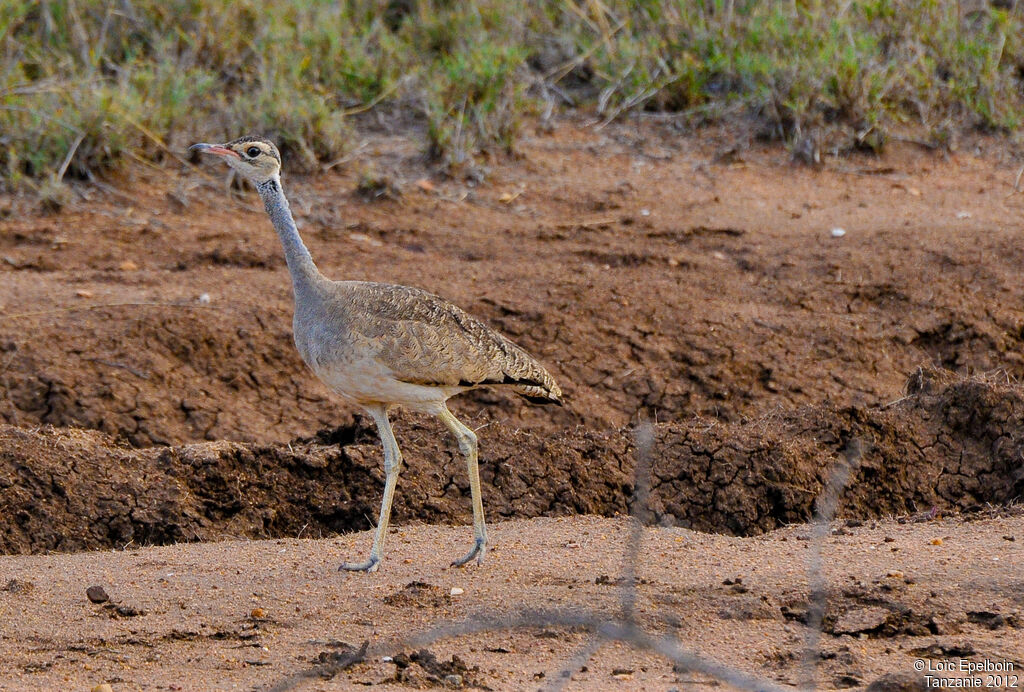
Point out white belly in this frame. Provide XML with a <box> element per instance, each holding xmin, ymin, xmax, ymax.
<box><xmin>314</xmin><ymin>357</ymin><xmax>462</xmax><ymax>411</ymax></box>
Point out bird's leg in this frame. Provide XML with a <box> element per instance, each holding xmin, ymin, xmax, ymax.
<box><xmin>436</xmin><ymin>405</ymin><xmax>487</xmax><ymax>567</ymax></box>
<box><xmin>340</xmin><ymin>405</ymin><xmax>403</xmax><ymax>573</ymax></box>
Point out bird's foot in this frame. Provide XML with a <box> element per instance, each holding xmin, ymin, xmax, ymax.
<box><xmin>339</xmin><ymin>556</ymin><xmax>380</xmax><ymax>573</ymax></box>
<box><xmin>450</xmin><ymin>537</ymin><xmax>486</xmax><ymax>568</ymax></box>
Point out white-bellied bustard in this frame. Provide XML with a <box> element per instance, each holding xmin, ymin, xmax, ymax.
<box><xmin>190</xmin><ymin>136</ymin><xmax>562</xmax><ymax>572</ymax></box>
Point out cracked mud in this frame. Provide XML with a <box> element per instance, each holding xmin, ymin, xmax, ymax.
<box><xmin>2</xmin><ymin>122</ymin><xmax>1024</xmax><ymax>689</ymax></box>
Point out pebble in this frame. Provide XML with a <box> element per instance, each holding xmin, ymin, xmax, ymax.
<box><xmin>449</xmin><ymin>587</ymin><xmax>464</xmax><ymax>596</ymax></box>
<box><xmin>92</xmin><ymin>685</ymin><xmax>114</xmax><ymax>692</ymax></box>
<box><xmin>349</xmin><ymin>232</ymin><xmax>383</xmax><ymax>247</ymax></box>
<box><xmin>443</xmin><ymin>674</ymin><xmax>463</xmax><ymax>688</ymax></box>
<box><xmin>118</xmin><ymin>260</ymin><xmax>139</xmax><ymax>271</ymax></box>
<box><xmin>831</xmin><ymin>606</ymin><xmax>889</xmax><ymax>635</ymax></box>
<box><xmin>86</xmin><ymin>585</ymin><xmax>110</xmax><ymax>604</ymax></box>
<box><xmin>929</xmin><ymin>538</ymin><xmax>943</xmax><ymax>546</ymax></box>
<box><xmin>112</xmin><ymin>603</ymin><xmax>145</xmax><ymax>617</ymax></box>
<box><xmin>250</xmin><ymin>607</ymin><xmax>266</xmax><ymax>619</ymax></box>
<box><xmin>198</xmin><ymin>293</ymin><xmax>211</xmax><ymax>305</ymax></box>
<box><xmin>830</xmin><ymin>227</ymin><xmax>847</xmax><ymax>237</ymax></box>
<box><xmin>3</xmin><ymin>578</ymin><xmax>34</xmax><ymax>594</ymax></box>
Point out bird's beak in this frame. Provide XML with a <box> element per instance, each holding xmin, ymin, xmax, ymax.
<box><xmin>189</xmin><ymin>142</ymin><xmax>240</xmax><ymax>158</ymax></box>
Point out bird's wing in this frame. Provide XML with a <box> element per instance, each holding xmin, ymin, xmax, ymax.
<box><xmin>339</xmin><ymin>282</ymin><xmax>561</xmax><ymax>398</ymax></box>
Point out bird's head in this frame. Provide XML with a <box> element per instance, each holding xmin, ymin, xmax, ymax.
<box><xmin>189</xmin><ymin>136</ymin><xmax>281</xmax><ymax>185</ymax></box>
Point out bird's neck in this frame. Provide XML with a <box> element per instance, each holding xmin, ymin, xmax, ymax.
<box><xmin>256</xmin><ymin>176</ymin><xmax>322</xmax><ymax>294</ymax></box>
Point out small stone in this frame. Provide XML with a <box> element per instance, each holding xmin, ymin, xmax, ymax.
<box><xmin>118</xmin><ymin>260</ymin><xmax>139</xmax><ymax>271</ymax></box>
<box><xmin>250</xmin><ymin>607</ymin><xmax>266</xmax><ymax>619</ymax></box>
<box><xmin>86</xmin><ymin>585</ymin><xmax>110</xmax><ymax>604</ymax></box>
<box><xmin>3</xmin><ymin>578</ymin><xmax>34</xmax><ymax>594</ymax></box>
<box><xmin>113</xmin><ymin>604</ymin><xmax>144</xmax><ymax>617</ymax></box>
<box><xmin>349</xmin><ymin>232</ymin><xmax>383</xmax><ymax>247</ymax></box>
<box><xmin>443</xmin><ymin>673</ymin><xmax>463</xmax><ymax>688</ymax></box>
<box><xmin>75</xmin><ymin>289</ymin><xmax>94</xmax><ymax>298</ymax></box>
<box><xmin>449</xmin><ymin>587</ymin><xmax>464</xmax><ymax>596</ymax></box>
<box><xmin>967</xmin><ymin>610</ymin><xmax>1006</xmax><ymax>630</ymax></box>
<box><xmin>198</xmin><ymin>293</ymin><xmax>211</xmax><ymax>305</ymax></box>
<box><xmin>92</xmin><ymin>685</ymin><xmax>114</xmax><ymax>692</ymax></box>
<box><xmin>831</xmin><ymin>227</ymin><xmax>847</xmax><ymax>237</ymax></box>
<box><xmin>955</xmin><ymin>211</ymin><xmax>971</xmax><ymax>219</ymax></box>
<box><xmin>640</xmin><ymin>208</ymin><xmax>651</xmax><ymax>216</ymax></box>
<box><xmin>929</xmin><ymin>612</ymin><xmax>962</xmax><ymax>635</ymax></box>
<box><xmin>830</xmin><ymin>606</ymin><xmax>889</xmax><ymax>635</ymax></box>
<box><xmin>929</xmin><ymin>538</ymin><xmax>943</xmax><ymax>546</ymax></box>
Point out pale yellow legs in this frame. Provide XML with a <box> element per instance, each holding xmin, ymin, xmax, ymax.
<box><xmin>436</xmin><ymin>405</ymin><xmax>487</xmax><ymax>567</ymax></box>
<box><xmin>340</xmin><ymin>404</ymin><xmax>401</xmax><ymax>572</ymax></box>
<box><xmin>339</xmin><ymin>403</ymin><xmax>486</xmax><ymax>573</ymax></box>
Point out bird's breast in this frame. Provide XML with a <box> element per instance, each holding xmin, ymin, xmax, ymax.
<box><xmin>292</xmin><ymin>305</ymin><xmax>347</xmax><ymax>368</ymax></box>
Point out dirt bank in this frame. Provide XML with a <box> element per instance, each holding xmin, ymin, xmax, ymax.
<box><xmin>3</xmin><ymin>367</ymin><xmax>1021</xmax><ymax>555</ymax></box>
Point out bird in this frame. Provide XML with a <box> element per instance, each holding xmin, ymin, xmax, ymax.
<box><xmin>189</xmin><ymin>135</ymin><xmax>562</xmax><ymax>572</ymax></box>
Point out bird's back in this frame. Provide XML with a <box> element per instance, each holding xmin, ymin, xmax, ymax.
<box><xmin>298</xmin><ymin>280</ymin><xmax>562</xmax><ymax>405</ymax></box>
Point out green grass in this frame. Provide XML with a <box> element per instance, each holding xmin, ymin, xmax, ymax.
<box><xmin>3</xmin><ymin>0</ymin><xmax>1024</xmax><ymax>190</ymax></box>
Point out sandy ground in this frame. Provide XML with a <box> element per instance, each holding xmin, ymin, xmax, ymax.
<box><xmin>2</xmin><ymin>513</ymin><xmax>1022</xmax><ymax>691</ymax></box>
<box><xmin>3</xmin><ymin>117</ymin><xmax>1024</xmax><ymax>689</ymax></box>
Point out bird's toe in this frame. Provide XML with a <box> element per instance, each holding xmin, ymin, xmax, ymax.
<box><xmin>339</xmin><ymin>557</ymin><xmax>380</xmax><ymax>573</ymax></box>
<box><xmin>450</xmin><ymin>538</ymin><xmax>486</xmax><ymax>568</ymax></box>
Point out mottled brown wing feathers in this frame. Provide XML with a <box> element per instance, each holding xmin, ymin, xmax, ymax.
<box><xmin>342</xmin><ymin>282</ymin><xmax>562</xmax><ymax>403</ymax></box>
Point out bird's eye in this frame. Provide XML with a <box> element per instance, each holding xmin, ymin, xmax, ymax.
<box><xmin>246</xmin><ymin>146</ymin><xmax>261</xmax><ymax>158</ymax></box>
